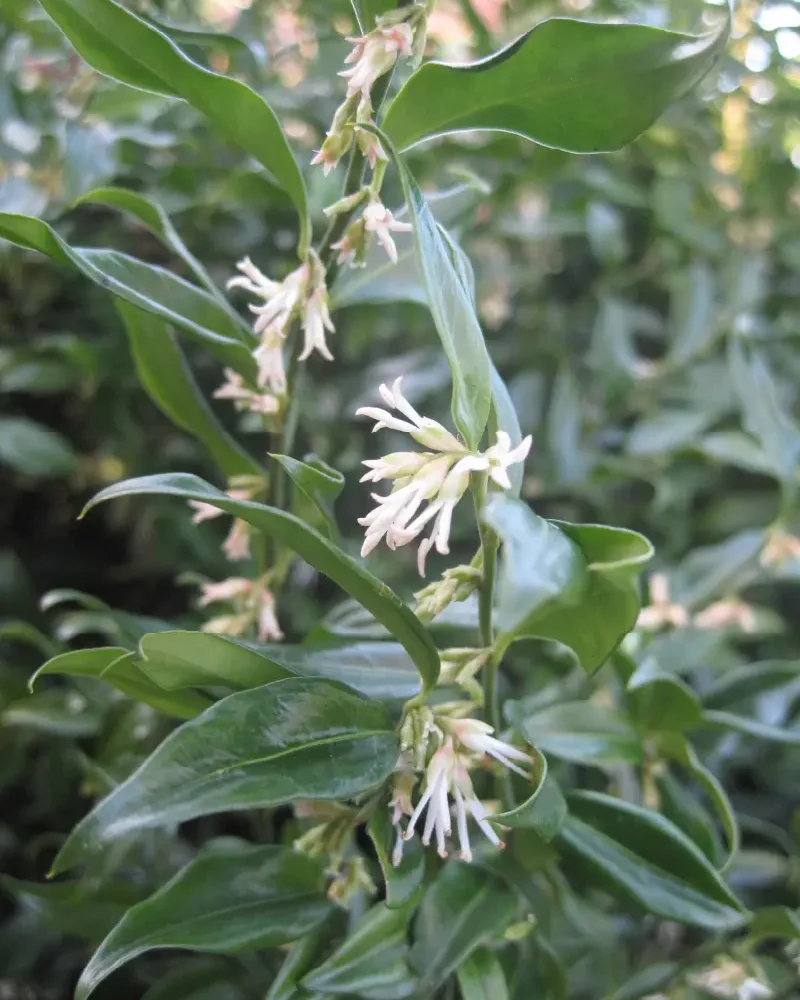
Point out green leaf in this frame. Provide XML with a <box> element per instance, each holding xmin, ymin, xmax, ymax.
<box><xmin>38</xmin><ymin>0</ymin><xmax>309</xmax><ymax>250</ymax></box>
<box><xmin>270</xmin><ymin>453</ymin><xmax>344</xmax><ymax>540</ymax></box>
<box><xmin>82</xmin><ymin>473</ymin><xmax>440</xmax><ymax>691</ymax></box>
<box><xmin>485</xmin><ymin>494</ymin><xmax>587</xmax><ymax>645</ymax></box>
<box><xmin>30</xmin><ymin>647</ymin><xmax>211</xmax><ymax>719</ymax></box>
<box><xmin>117</xmin><ymin>302</ymin><xmax>260</xmax><ymax>478</ymax></box>
<box><xmin>700</xmin><ymin>709</ymin><xmax>800</xmax><ymax>745</ymax></box>
<box><xmin>138</xmin><ymin>631</ymin><xmax>293</xmax><ymax>690</ymax></box>
<box><xmin>748</xmin><ymin>906</ymin><xmax>800</xmax><ymax>943</ymax></box>
<box><xmin>303</xmin><ymin>903</ymin><xmax>417</xmax><ymax>999</ymax></box>
<box><xmin>557</xmin><ymin>791</ymin><xmax>745</xmax><ymax>930</ymax></box>
<box><xmin>658</xmin><ymin>734</ymin><xmax>739</xmax><ymax>872</ymax></box>
<box><xmin>702</xmin><ymin>660</ymin><xmax>800</xmax><ymax>709</ymax></box>
<box><xmin>604</xmin><ymin>962</ymin><xmax>681</xmax><ymax>1000</ymax></box>
<box><xmin>520</xmin><ymin>701</ymin><xmax>642</xmax><ymax>767</ymax></box>
<box><xmin>489</xmin><ymin>500</ymin><xmax>652</xmax><ymax>672</ymax></box>
<box><xmin>0</xmin><ymin>875</ymin><xmax>146</xmax><ymax>946</ymax></box>
<box><xmin>0</xmin><ymin>416</ymin><xmax>77</xmax><ymax>477</ymax></box>
<box><xmin>0</xmin><ymin>214</ymin><xmax>256</xmax><ymax>378</ymax></box>
<box><xmin>139</xmin><ymin>630</ymin><xmax>423</xmax><ymax>703</ymax></box>
<box><xmin>383</xmin><ymin>8</ymin><xmax>731</xmax><ymax>153</ymax></box>
<box><xmin>410</xmin><ymin>863</ymin><xmax>517</xmax><ymax>998</ymax></box>
<box><xmin>456</xmin><ymin>948</ymin><xmax>509</xmax><ymax>1000</ymax></box>
<box><xmin>52</xmin><ymin>677</ymin><xmax>398</xmax><ymax>874</ymax></box>
<box><xmin>367</xmin><ymin>806</ymin><xmax>426</xmax><ymax>910</ymax></box>
<box><xmin>627</xmin><ymin>658</ymin><xmax>703</xmax><ymax>732</ymax></box>
<box><xmin>490</xmin><ymin>748</ymin><xmax>567</xmax><ymax>839</ymax></box>
<box><xmin>78</xmin><ymin>187</ymin><xmax>220</xmax><ymax>297</ymax></box>
<box><xmin>75</xmin><ymin>843</ymin><xmax>332</xmax><ymax>1000</ymax></box>
<box><xmin>378</xmin><ymin>136</ymin><xmax>491</xmax><ymax>450</ymax></box>
<box><xmin>266</xmin><ymin>921</ymin><xmax>335</xmax><ymax>1000</ymax></box>
<box><xmin>729</xmin><ymin>338</ymin><xmax>800</xmax><ymax>492</ymax></box>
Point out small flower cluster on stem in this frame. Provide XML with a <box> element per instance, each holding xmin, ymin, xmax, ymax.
<box><xmin>356</xmin><ymin>377</ymin><xmax>531</xmax><ymax>575</ymax></box>
<box><xmin>391</xmin><ymin>705</ymin><xmax>532</xmax><ymax>864</ymax></box>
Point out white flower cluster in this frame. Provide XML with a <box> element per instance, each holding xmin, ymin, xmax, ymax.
<box><xmin>392</xmin><ymin>716</ymin><xmax>532</xmax><ymax>864</ymax></box>
<box><xmin>227</xmin><ymin>250</ymin><xmax>334</xmax><ymax>396</ymax></box>
<box><xmin>357</xmin><ymin>378</ymin><xmax>532</xmax><ymax>575</ymax></box>
<box><xmin>199</xmin><ymin>576</ymin><xmax>283</xmax><ymax>644</ymax></box>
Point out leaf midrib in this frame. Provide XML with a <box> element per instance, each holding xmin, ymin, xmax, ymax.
<box><xmin>207</xmin><ymin>728</ymin><xmax>392</xmax><ymax>777</ymax></box>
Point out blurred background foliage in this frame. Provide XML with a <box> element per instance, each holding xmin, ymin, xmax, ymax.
<box><xmin>1</xmin><ymin>0</ymin><xmax>800</xmax><ymax>997</ymax></box>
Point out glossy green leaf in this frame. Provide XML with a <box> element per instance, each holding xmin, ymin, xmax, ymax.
<box><xmin>30</xmin><ymin>647</ymin><xmax>211</xmax><ymax>719</ymax></box>
<box><xmin>520</xmin><ymin>701</ymin><xmax>642</xmax><ymax>767</ymax></box>
<box><xmin>410</xmin><ymin>863</ymin><xmax>517</xmax><ymax>998</ymax></box>
<box><xmin>488</xmin><ymin>497</ymin><xmax>653</xmax><ymax>672</ymax></box>
<box><xmin>75</xmin><ymin>844</ymin><xmax>332</xmax><ymax>1000</ymax></box>
<box><xmin>485</xmin><ymin>494</ymin><xmax>587</xmax><ymax>644</ymax></box>
<box><xmin>702</xmin><ymin>660</ymin><xmax>800</xmax><ymax>709</ymax></box>
<box><xmin>367</xmin><ymin>805</ymin><xmax>426</xmax><ymax>909</ymax></box>
<box><xmin>0</xmin><ymin>416</ymin><xmax>77</xmax><ymax>477</ymax></box>
<box><xmin>456</xmin><ymin>947</ymin><xmax>509</xmax><ymax>1000</ymax></box>
<box><xmin>654</xmin><ymin>770</ymin><xmax>724</xmax><ymax>870</ymax></box>
<box><xmin>0</xmin><ymin>214</ymin><xmax>256</xmax><ymax>378</ymax></box>
<box><xmin>266</xmin><ymin>921</ymin><xmax>336</xmax><ymax>1000</ymax></box>
<box><xmin>270</xmin><ymin>453</ymin><xmax>344</xmax><ymax>539</ymax></box>
<box><xmin>383</xmin><ymin>8</ymin><xmax>731</xmax><ymax>153</ymax></box>
<box><xmin>557</xmin><ymin>791</ymin><xmax>745</xmax><ymax>930</ymax></box>
<box><xmin>658</xmin><ymin>734</ymin><xmax>739</xmax><ymax>871</ymax></box>
<box><xmin>700</xmin><ymin>708</ymin><xmax>800</xmax><ymax>745</ymax></box>
<box><xmin>671</xmin><ymin>528</ymin><xmax>767</xmax><ymax>609</ymax></box>
<box><xmin>78</xmin><ymin>186</ymin><xmax>220</xmax><ymax>297</ymax></box>
<box><xmin>139</xmin><ymin>630</ymin><xmax>423</xmax><ymax>703</ymax></box>
<box><xmin>380</xmin><ymin>136</ymin><xmax>491</xmax><ymax>450</ymax></box>
<box><xmin>729</xmin><ymin>338</ymin><xmax>800</xmax><ymax>492</ymax></box>
<box><xmin>627</xmin><ymin>658</ymin><xmax>703</xmax><ymax>732</ymax></box>
<box><xmin>52</xmin><ymin>678</ymin><xmax>398</xmax><ymax>873</ymax></box>
<box><xmin>118</xmin><ymin>302</ymin><xmax>260</xmax><ymax>478</ymax></box>
<box><xmin>303</xmin><ymin>902</ymin><xmax>417</xmax><ymax>999</ymax></box>
<box><xmin>139</xmin><ymin>631</ymin><xmax>293</xmax><ymax>690</ymax></box>
<box><xmin>490</xmin><ymin>749</ymin><xmax>567</xmax><ymax>839</ymax></box>
<box><xmin>82</xmin><ymin>473</ymin><xmax>440</xmax><ymax>691</ymax></box>
<box><xmin>38</xmin><ymin>0</ymin><xmax>309</xmax><ymax>249</ymax></box>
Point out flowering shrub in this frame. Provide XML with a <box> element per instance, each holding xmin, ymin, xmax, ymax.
<box><xmin>2</xmin><ymin>1</ymin><xmax>800</xmax><ymax>999</ymax></box>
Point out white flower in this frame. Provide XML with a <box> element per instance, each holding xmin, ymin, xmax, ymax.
<box><xmin>760</xmin><ymin>528</ymin><xmax>800</xmax><ymax>568</ymax></box>
<box><xmin>198</xmin><ymin>576</ymin><xmax>283</xmax><ymax>643</ymax></box>
<box><xmin>213</xmin><ymin>368</ymin><xmax>279</xmax><ymax>415</ymax></box>
<box><xmin>694</xmin><ymin>598</ymin><xmax>757</xmax><ymax>633</ymax></box>
<box><xmin>189</xmin><ymin>488</ymin><xmax>256</xmax><ymax>562</ymax></box>
<box><xmin>636</xmin><ymin>573</ymin><xmax>689</xmax><ymax>630</ymax></box>
<box><xmin>442</xmin><ymin>717</ymin><xmax>533</xmax><ymax>779</ymax></box>
<box><xmin>199</xmin><ymin>577</ymin><xmax>252</xmax><ymax>606</ymax></box>
<box><xmin>354</xmin><ymin>123</ymin><xmax>388</xmax><ymax>170</ymax></box>
<box><xmin>356</xmin><ymin>377</ymin><xmax>531</xmax><ymax>575</ymax></box>
<box><xmin>339</xmin><ymin>23</ymin><xmax>413</xmax><ymax>101</ymax></box>
<box><xmin>485</xmin><ymin>431</ymin><xmax>533</xmax><ymax>490</ymax></box>
<box><xmin>256</xmin><ymin>588</ymin><xmax>284</xmax><ymax>643</ymax></box>
<box><xmin>299</xmin><ymin>286</ymin><xmax>335</xmax><ymax>362</ymax></box>
<box><xmin>228</xmin><ymin>252</ymin><xmax>335</xmax><ymax>381</ymax></box>
<box><xmin>403</xmin><ymin>740</ymin><xmax>504</xmax><ymax>862</ymax></box>
<box><xmin>362</xmin><ymin>198</ymin><xmax>412</xmax><ymax>264</ymax></box>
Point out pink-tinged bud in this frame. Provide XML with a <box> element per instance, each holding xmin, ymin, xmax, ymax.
<box><xmin>311</xmin><ymin>126</ymin><xmax>354</xmax><ymax>175</ymax></box>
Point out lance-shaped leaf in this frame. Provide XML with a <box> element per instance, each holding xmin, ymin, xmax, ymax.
<box><xmin>75</xmin><ymin>844</ymin><xmax>332</xmax><ymax>1000</ymax></box>
<box><xmin>410</xmin><ymin>863</ymin><xmax>517</xmax><ymax>998</ymax></box>
<box><xmin>38</xmin><ymin>0</ymin><xmax>309</xmax><ymax>250</ymax></box>
<box><xmin>490</xmin><ymin>747</ymin><xmax>567</xmax><ymax>840</ymax></box>
<box><xmin>383</xmin><ymin>6</ymin><xmax>731</xmax><ymax>153</ymax></box>
<box><xmin>557</xmin><ymin>791</ymin><xmax>745</xmax><ymax>930</ymax></box>
<box><xmin>0</xmin><ymin>214</ymin><xmax>256</xmax><ymax>378</ymax></box>
<box><xmin>52</xmin><ymin>677</ymin><xmax>398</xmax><ymax>873</ymax></box>
<box><xmin>366</xmin><ymin>127</ymin><xmax>491</xmax><ymax>450</ymax></box>
<box><xmin>138</xmin><ymin>630</ymin><xmax>423</xmax><ymax>704</ymax></box>
<box><xmin>457</xmin><ymin>948</ymin><xmax>509</xmax><ymax>1000</ymax></box>
<box><xmin>30</xmin><ymin>647</ymin><xmax>211</xmax><ymax>719</ymax></box>
<box><xmin>82</xmin><ymin>473</ymin><xmax>440</xmax><ymax>691</ymax></box>
<box><xmin>118</xmin><ymin>302</ymin><xmax>261</xmax><ymax>478</ymax></box>
<box><xmin>303</xmin><ymin>902</ymin><xmax>417</xmax><ymax>998</ymax></box>
<box><xmin>270</xmin><ymin>453</ymin><xmax>344</xmax><ymax>540</ymax></box>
